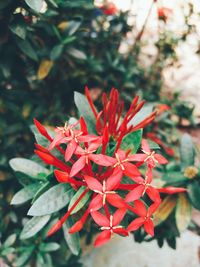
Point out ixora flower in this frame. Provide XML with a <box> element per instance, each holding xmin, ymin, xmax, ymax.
<box><xmin>33</xmin><ymin>87</ymin><xmax>186</xmax><ymax>247</ymax></box>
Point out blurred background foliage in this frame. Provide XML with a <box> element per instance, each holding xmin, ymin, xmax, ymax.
<box><xmin>0</xmin><ymin>0</ymin><xmax>199</xmax><ymax>266</ymax></box>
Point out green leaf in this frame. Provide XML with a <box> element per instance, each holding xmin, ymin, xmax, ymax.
<box><xmin>121</xmin><ymin>130</ymin><xmax>142</xmax><ymax>154</ymax></box>
<box><xmin>67</xmin><ymin>20</ymin><xmax>82</xmax><ymax>36</ymax></box>
<box><xmin>15</xmin><ymin>247</ymin><xmax>34</xmax><ymax>267</ymax></box>
<box><xmin>188</xmin><ymin>182</ymin><xmax>200</xmax><ymax>210</ymax></box>
<box><xmin>11</xmin><ymin>183</ymin><xmax>41</xmax><ymax>205</ymax></box>
<box><xmin>16</xmin><ymin>38</ymin><xmax>38</xmax><ymax>61</ymax></box>
<box><xmin>25</xmin><ymin>0</ymin><xmax>44</xmax><ymax>13</ymax></box>
<box><xmin>148</xmin><ymin>140</ymin><xmax>160</xmax><ymax>150</ymax></box>
<box><xmin>68</xmin><ymin>186</ymin><xmax>91</xmax><ymax>214</ymax></box>
<box><xmin>9</xmin><ymin>158</ymin><xmax>49</xmax><ymax>178</ymax></box>
<box><xmin>39</xmin><ymin>242</ymin><xmax>60</xmax><ymax>252</ymax></box>
<box><xmin>50</xmin><ymin>44</ymin><xmax>64</xmax><ymax>60</ymax></box>
<box><xmin>175</xmin><ymin>193</ymin><xmax>191</xmax><ymax>232</ymax></box>
<box><xmin>180</xmin><ymin>134</ymin><xmax>195</xmax><ymax>170</ymax></box>
<box><xmin>74</xmin><ymin>91</ymin><xmax>96</xmax><ymax>133</ymax></box>
<box><xmin>1</xmin><ymin>247</ymin><xmax>15</xmax><ymax>256</ymax></box>
<box><xmin>68</xmin><ymin>48</ymin><xmax>87</xmax><ymax>60</ymax></box>
<box><xmin>153</xmin><ymin>195</ymin><xmax>177</xmax><ymax>226</ymax></box>
<box><xmin>4</xmin><ymin>234</ymin><xmax>17</xmax><ymax>247</ymax></box>
<box><xmin>32</xmin><ymin>182</ymin><xmax>51</xmax><ymax>203</ymax></box>
<box><xmin>28</xmin><ymin>184</ymin><xmax>74</xmax><ymax>216</ymax></box>
<box><xmin>20</xmin><ymin>215</ymin><xmax>51</xmax><ymax>240</ymax></box>
<box><xmin>9</xmin><ymin>23</ymin><xmax>26</xmax><ymax>39</ymax></box>
<box><xmin>162</xmin><ymin>172</ymin><xmax>187</xmax><ymax>184</ymax></box>
<box><xmin>63</xmin><ymin>217</ymin><xmax>80</xmax><ymax>255</ymax></box>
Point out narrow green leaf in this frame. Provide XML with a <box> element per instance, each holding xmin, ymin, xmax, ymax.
<box><xmin>162</xmin><ymin>172</ymin><xmax>187</xmax><ymax>184</ymax></box>
<box><xmin>28</xmin><ymin>184</ymin><xmax>74</xmax><ymax>216</ymax></box>
<box><xmin>68</xmin><ymin>186</ymin><xmax>91</xmax><ymax>214</ymax></box>
<box><xmin>128</xmin><ymin>105</ymin><xmax>153</xmax><ymax>127</ymax></box>
<box><xmin>175</xmin><ymin>193</ymin><xmax>191</xmax><ymax>232</ymax></box>
<box><xmin>50</xmin><ymin>44</ymin><xmax>64</xmax><ymax>60</ymax></box>
<box><xmin>11</xmin><ymin>183</ymin><xmax>41</xmax><ymax>205</ymax></box>
<box><xmin>188</xmin><ymin>182</ymin><xmax>200</xmax><ymax>210</ymax></box>
<box><xmin>9</xmin><ymin>23</ymin><xmax>26</xmax><ymax>39</ymax></box>
<box><xmin>15</xmin><ymin>247</ymin><xmax>34</xmax><ymax>267</ymax></box>
<box><xmin>16</xmin><ymin>38</ymin><xmax>38</xmax><ymax>61</ymax></box>
<box><xmin>74</xmin><ymin>91</ymin><xmax>96</xmax><ymax>133</ymax></box>
<box><xmin>4</xmin><ymin>234</ymin><xmax>17</xmax><ymax>247</ymax></box>
<box><xmin>121</xmin><ymin>130</ymin><xmax>142</xmax><ymax>154</ymax></box>
<box><xmin>68</xmin><ymin>48</ymin><xmax>87</xmax><ymax>60</ymax></box>
<box><xmin>39</xmin><ymin>242</ymin><xmax>60</xmax><ymax>252</ymax></box>
<box><xmin>63</xmin><ymin>217</ymin><xmax>80</xmax><ymax>255</ymax></box>
<box><xmin>9</xmin><ymin>158</ymin><xmax>49</xmax><ymax>178</ymax></box>
<box><xmin>180</xmin><ymin>134</ymin><xmax>195</xmax><ymax>170</ymax></box>
<box><xmin>20</xmin><ymin>215</ymin><xmax>50</xmax><ymax>240</ymax></box>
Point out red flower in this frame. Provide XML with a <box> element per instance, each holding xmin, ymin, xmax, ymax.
<box><xmin>70</xmin><ymin>141</ymin><xmax>102</xmax><ymax>177</ymax></box>
<box><xmin>100</xmin><ymin>2</ymin><xmax>118</xmax><ymax>16</ymax></box>
<box><xmin>85</xmin><ymin>173</ymin><xmax>126</xmax><ymax>211</ymax></box>
<box><xmin>91</xmin><ymin>209</ymin><xmax>128</xmax><ymax>247</ymax></box>
<box><xmin>130</xmin><ymin>139</ymin><xmax>168</xmax><ymax>168</ymax></box>
<box><xmin>91</xmin><ymin>149</ymin><xmax>141</xmax><ymax>182</ymax></box>
<box><xmin>128</xmin><ymin>201</ymin><xmax>159</xmax><ymax>236</ymax></box>
<box><xmin>125</xmin><ymin>169</ymin><xmax>161</xmax><ymax>203</ymax></box>
<box><xmin>158</xmin><ymin>186</ymin><xmax>187</xmax><ymax>194</ymax></box>
<box><xmin>158</xmin><ymin>7</ymin><xmax>172</xmax><ymax>22</ymax></box>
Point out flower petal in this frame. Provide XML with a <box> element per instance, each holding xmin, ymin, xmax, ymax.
<box><xmin>65</xmin><ymin>139</ymin><xmax>77</xmax><ymax>161</ymax></box>
<box><xmin>141</xmin><ymin>139</ymin><xmax>151</xmax><ymax>153</ymax></box>
<box><xmin>144</xmin><ymin>219</ymin><xmax>154</xmax><ymax>236</ymax></box>
<box><xmin>132</xmin><ymin>200</ymin><xmax>147</xmax><ymax>217</ymax></box>
<box><xmin>91</xmin><ymin>211</ymin><xmax>110</xmax><ymax>227</ymax></box>
<box><xmin>125</xmin><ymin>185</ymin><xmax>144</xmax><ymax>202</ymax></box>
<box><xmin>89</xmin><ymin>195</ymin><xmax>103</xmax><ymax>211</ymax></box>
<box><xmin>106</xmin><ymin>169</ymin><xmax>123</xmax><ymax>190</ymax></box>
<box><xmin>70</xmin><ymin>156</ymin><xmax>86</xmax><ymax>177</ymax></box>
<box><xmin>89</xmin><ymin>154</ymin><xmax>116</xmax><ymax>166</ymax></box>
<box><xmin>127</xmin><ymin>217</ymin><xmax>144</xmax><ymax>232</ymax></box>
<box><xmin>158</xmin><ymin>187</ymin><xmax>187</xmax><ymax>194</ymax></box>
<box><xmin>113</xmin><ymin>208</ymin><xmax>127</xmax><ymax>225</ymax></box>
<box><xmin>113</xmin><ymin>228</ymin><xmax>128</xmax><ymax>236</ymax></box>
<box><xmin>94</xmin><ymin>230</ymin><xmax>111</xmax><ymax>247</ymax></box>
<box><xmin>154</xmin><ymin>154</ymin><xmax>168</xmax><ymax>164</ymax></box>
<box><xmin>107</xmin><ymin>194</ymin><xmax>126</xmax><ymax>209</ymax></box>
<box><xmin>146</xmin><ymin>187</ymin><xmax>161</xmax><ymax>203</ymax></box>
<box><xmin>84</xmin><ymin>175</ymin><xmax>103</xmax><ymax>192</ymax></box>
<box><xmin>123</xmin><ymin>162</ymin><xmax>141</xmax><ymax>178</ymax></box>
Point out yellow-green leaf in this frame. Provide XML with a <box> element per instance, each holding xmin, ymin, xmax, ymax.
<box><xmin>153</xmin><ymin>195</ymin><xmax>177</xmax><ymax>226</ymax></box>
<box><xmin>175</xmin><ymin>193</ymin><xmax>192</xmax><ymax>232</ymax></box>
<box><xmin>37</xmin><ymin>60</ymin><xmax>53</xmax><ymax>80</ymax></box>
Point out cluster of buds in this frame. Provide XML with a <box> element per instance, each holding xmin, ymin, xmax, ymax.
<box><xmin>34</xmin><ymin>88</ymin><xmax>186</xmax><ymax>247</ymax></box>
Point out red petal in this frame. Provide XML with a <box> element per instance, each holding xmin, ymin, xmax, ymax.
<box><xmin>49</xmin><ymin>133</ymin><xmax>64</xmax><ymax>150</ymax></box>
<box><xmin>54</xmin><ymin>170</ymin><xmax>69</xmax><ymax>183</ymax></box>
<box><xmin>154</xmin><ymin>154</ymin><xmax>168</xmax><ymax>164</ymax></box>
<box><xmin>125</xmin><ymin>185</ymin><xmax>144</xmax><ymax>202</ymax></box>
<box><xmin>146</xmin><ymin>168</ymin><xmax>153</xmax><ymax>183</ymax></box>
<box><xmin>115</xmin><ymin>149</ymin><xmax>126</xmax><ymax>160</ymax></box>
<box><xmin>144</xmin><ymin>219</ymin><xmax>154</xmax><ymax>236</ymax></box>
<box><xmin>158</xmin><ymin>187</ymin><xmax>187</xmax><ymax>194</ymax></box>
<box><xmin>146</xmin><ymin>187</ymin><xmax>161</xmax><ymax>203</ymax></box>
<box><xmin>113</xmin><ymin>208</ymin><xmax>127</xmax><ymax>225</ymax></box>
<box><xmin>107</xmin><ymin>194</ymin><xmax>126</xmax><ymax>209</ymax></box>
<box><xmin>65</xmin><ymin>139</ymin><xmax>77</xmax><ymax>161</ymax></box>
<box><xmin>127</xmin><ymin>217</ymin><xmax>144</xmax><ymax>232</ymax></box>
<box><xmin>94</xmin><ymin>230</ymin><xmax>111</xmax><ymax>247</ymax></box>
<box><xmin>132</xmin><ymin>200</ymin><xmax>147</xmax><ymax>217</ymax></box>
<box><xmin>79</xmin><ymin>116</ymin><xmax>88</xmax><ymax>135</ymax></box>
<box><xmin>74</xmin><ymin>146</ymin><xmax>85</xmax><ymax>155</ymax></box>
<box><xmin>123</xmin><ymin>162</ymin><xmax>141</xmax><ymax>178</ymax></box>
<box><xmin>128</xmin><ymin>154</ymin><xmax>147</xmax><ymax>162</ymax></box>
<box><xmin>89</xmin><ymin>195</ymin><xmax>103</xmax><ymax>211</ymax></box>
<box><xmin>84</xmin><ymin>175</ymin><xmax>102</xmax><ymax>192</ymax></box>
<box><xmin>47</xmin><ymin>220</ymin><xmax>62</xmax><ymax>237</ymax></box>
<box><xmin>106</xmin><ymin>169</ymin><xmax>123</xmax><ymax>190</ymax></box>
<box><xmin>70</xmin><ymin>156</ymin><xmax>86</xmax><ymax>177</ymax></box>
<box><xmin>89</xmin><ymin>154</ymin><xmax>116</xmax><ymax>166</ymax></box>
<box><xmin>34</xmin><ymin>119</ymin><xmax>50</xmax><ymax>139</ymax></box>
<box><xmin>148</xmin><ymin>202</ymin><xmax>160</xmax><ymax>216</ymax></box>
<box><xmin>91</xmin><ymin>211</ymin><xmax>110</xmax><ymax>227</ymax></box>
<box><xmin>113</xmin><ymin>228</ymin><xmax>128</xmax><ymax>236</ymax></box>
<box><xmin>141</xmin><ymin>139</ymin><xmax>151</xmax><ymax>153</ymax></box>
<box><xmin>78</xmin><ymin>134</ymin><xmax>99</xmax><ymax>142</ymax></box>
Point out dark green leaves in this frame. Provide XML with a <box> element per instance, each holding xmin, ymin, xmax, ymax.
<box><xmin>9</xmin><ymin>158</ymin><xmax>49</xmax><ymax>178</ymax></box>
<box><xmin>28</xmin><ymin>184</ymin><xmax>74</xmax><ymax>216</ymax></box>
<box><xmin>16</xmin><ymin>39</ymin><xmax>38</xmax><ymax>61</ymax></box>
<box><xmin>39</xmin><ymin>242</ymin><xmax>60</xmax><ymax>252</ymax></box>
<box><xmin>74</xmin><ymin>91</ymin><xmax>96</xmax><ymax>133</ymax></box>
<box><xmin>11</xmin><ymin>183</ymin><xmax>41</xmax><ymax>205</ymax></box>
<box><xmin>20</xmin><ymin>215</ymin><xmax>51</xmax><ymax>239</ymax></box>
<box><xmin>180</xmin><ymin>134</ymin><xmax>195</xmax><ymax>170</ymax></box>
<box><xmin>63</xmin><ymin>218</ymin><xmax>80</xmax><ymax>255</ymax></box>
<box><xmin>121</xmin><ymin>130</ymin><xmax>142</xmax><ymax>153</ymax></box>
<box><xmin>188</xmin><ymin>182</ymin><xmax>200</xmax><ymax>210</ymax></box>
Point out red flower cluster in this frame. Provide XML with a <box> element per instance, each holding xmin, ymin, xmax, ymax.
<box><xmin>99</xmin><ymin>2</ymin><xmax>118</xmax><ymax>16</ymax></box>
<box><xmin>34</xmin><ymin>88</ymin><xmax>186</xmax><ymax>247</ymax></box>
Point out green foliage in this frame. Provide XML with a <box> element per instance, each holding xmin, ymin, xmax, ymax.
<box><xmin>121</xmin><ymin>130</ymin><xmax>142</xmax><ymax>154</ymax></box>
<box><xmin>180</xmin><ymin>134</ymin><xmax>195</xmax><ymax>170</ymax></box>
